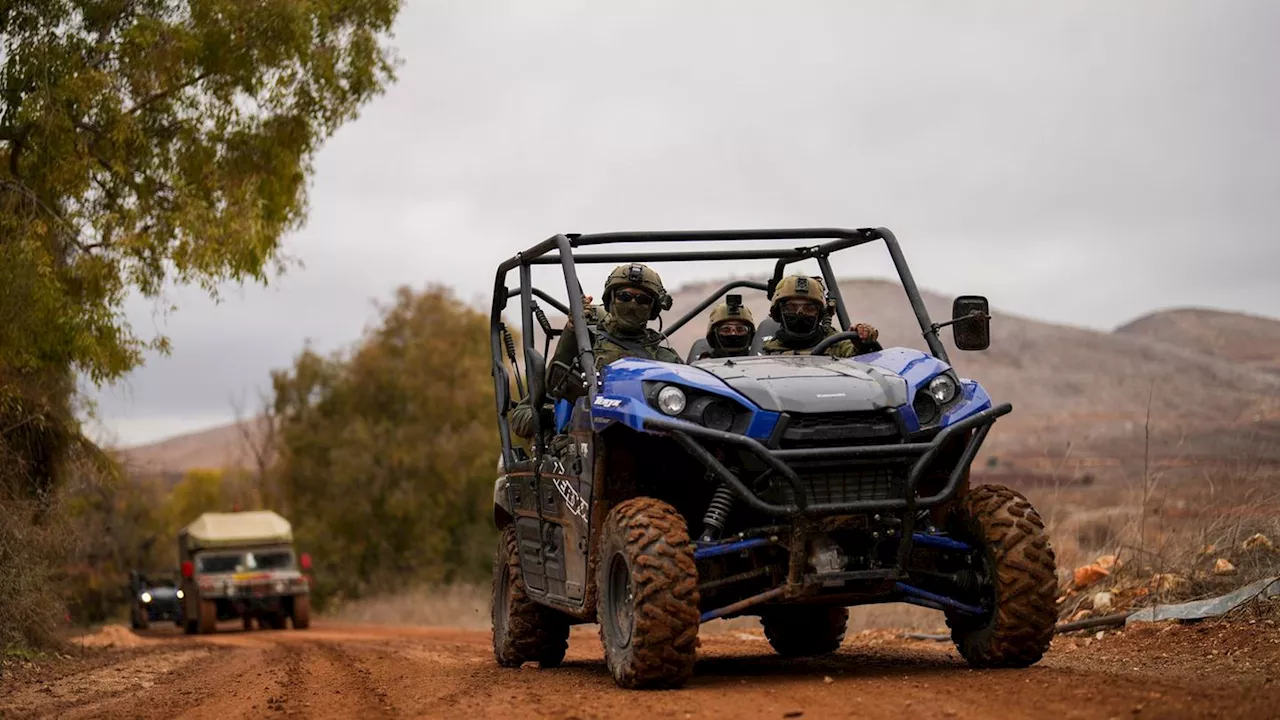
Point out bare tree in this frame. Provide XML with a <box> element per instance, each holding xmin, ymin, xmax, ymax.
<box><xmin>229</xmin><ymin>389</ymin><xmax>280</xmax><ymax>510</ymax></box>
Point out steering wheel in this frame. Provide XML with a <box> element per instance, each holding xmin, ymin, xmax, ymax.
<box><xmin>809</xmin><ymin>331</ymin><xmax>864</xmax><ymax>356</ymax></box>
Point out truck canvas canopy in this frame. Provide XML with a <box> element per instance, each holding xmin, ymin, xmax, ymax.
<box><xmin>179</xmin><ymin>511</ymin><xmax>293</xmax><ymax>551</ymax></box>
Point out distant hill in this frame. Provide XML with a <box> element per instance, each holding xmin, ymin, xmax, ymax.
<box><xmin>119</xmin><ymin>279</ymin><xmax>1280</xmax><ymax>483</ymax></box>
<box><xmin>116</xmin><ymin>416</ymin><xmax>267</xmax><ymax>480</ymax></box>
<box><xmin>1115</xmin><ymin>307</ymin><xmax>1280</xmax><ymax>376</ymax></box>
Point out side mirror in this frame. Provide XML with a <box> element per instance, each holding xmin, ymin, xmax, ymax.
<box><xmin>299</xmin><ymin>552</ymin><xmax>312</xmax><ymax>571</ymax></box>
<box><xmin>951</xmin><ymin>295</ymin><xmax>991</xmax><ymax>351</ymax></box>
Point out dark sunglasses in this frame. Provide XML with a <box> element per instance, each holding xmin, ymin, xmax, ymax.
<box><xmin>613</xmin><ymin>289</ymin><xmax>654</xmax><ymax>306</ymax></box>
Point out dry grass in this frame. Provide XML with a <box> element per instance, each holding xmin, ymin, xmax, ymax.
<box><xmin>0</xmin><ymin>495</ymin><xmax>70</xmax><ymax>651</ymax></box>
<box><xmin>1039</xmin><ymin>458</ymin><xmax>1280</xmax><ymax>620</ymax></box>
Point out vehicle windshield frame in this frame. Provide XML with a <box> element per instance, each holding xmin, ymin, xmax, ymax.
<box><xmin>489</xmin><ymin>228</ymin><xmax>946</xmax><ymax>466</ymax></box>
<box><xmin>194</xmin><ymin>547</ymin><xmax>297</xmax><ymax>574</ymax></box>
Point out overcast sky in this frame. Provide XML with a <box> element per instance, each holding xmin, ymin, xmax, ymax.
<box><xmin>87</xmin><ymin>0</ymin><xmax>1280</xmax><ymax>447</ymax></box>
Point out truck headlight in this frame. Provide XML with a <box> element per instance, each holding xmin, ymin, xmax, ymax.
<box><xmin>656</xmin><ymin>385</ymin><xmax>687</xmax><ymax>416</ymax></box>
<box><xmin>927</xmin><ymin>374</ymin><xmax>958</xmax><ymax>404</ymax></box>
<box><xmin>140</xmin><ymin>592</ymin><xmax>152</xmax><ymax>603</ymax></box>
<box><xmin>176</xmin><ymin>590</ymin><xmax>184</xmax><ymax>599</ymax></box>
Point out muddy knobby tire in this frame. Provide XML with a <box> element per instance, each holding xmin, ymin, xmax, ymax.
<box><xmin>492</xmin><ymin>525</ymin><xmax>570</xmax><ymax>668</ymax></box>
<box><xmin>597</xmin><ymin>497</ymin><xmax>700</xmax><ymax>689</ymax></box>
<box><xmin>291</xmin><ymin>595</ymin><xmax>311</xmax><ymax>630</ymax></box>
<box><xmin>948</xmin><ymin>484</ymin><xmax>1058</xmax><ymax>668</ymax></box>
<box><xmin>760</xmin><ymin>605</ymin><xmax>848</xmax><ymax>658</ymax></box>
<box><xmin>198</xmin><ymin>599</ymin><xmax>218</xmax><ymax>635</ymax></box>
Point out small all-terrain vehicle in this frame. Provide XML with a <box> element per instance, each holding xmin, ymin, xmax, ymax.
<box><xmin>128</xmin><ymin>571</ymin><xmax>184</xmax><ymax>629</ymax></box>
<box><xmin>489</xmin><ymin>228</ymin><xmax>1057</xmax><ymax>689</ymax></box>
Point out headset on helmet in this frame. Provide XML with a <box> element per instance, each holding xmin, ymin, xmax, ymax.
<box><xmin>603</xmin><ymin>263</ymin><xmax>673</xmax><ymax>320</ymax></box>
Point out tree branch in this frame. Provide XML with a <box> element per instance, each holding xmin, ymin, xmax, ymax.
<box><xmin>126</xmin><ymin>71</ymin><xmax>214</xmax><ymax>115</ymax></box>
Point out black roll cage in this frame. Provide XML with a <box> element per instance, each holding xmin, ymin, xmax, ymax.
<box><xmin>490</xmin><ymin>227</ymin><xmax>950</xmax><ymax>468</ymax></box>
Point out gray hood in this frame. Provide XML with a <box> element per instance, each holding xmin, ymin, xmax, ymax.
<box><xmin>695</xmin><ymin>355</ymin><xmax>908</xmax><ymax>413</ymax></box>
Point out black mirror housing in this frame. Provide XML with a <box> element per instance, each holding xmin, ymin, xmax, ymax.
<box><xmin>951</xmin><ymin>295</ymin><xmax>991</xmax><ymax>351</ymax></box>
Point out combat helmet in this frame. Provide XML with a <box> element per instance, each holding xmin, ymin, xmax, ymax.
<box><xmin>768</xmin><ymin>274</ymin><xmax>830</xmax><ymax>321</ymax></box>
<box><xmin>706</xmin><ymin>297</ymin><xmax>756</xmax><ymax>351</ymax></box>
<box><xmin>603</xmin><ymin>263</ymin><xmax>673</xmax><ymax>320</ymax></box>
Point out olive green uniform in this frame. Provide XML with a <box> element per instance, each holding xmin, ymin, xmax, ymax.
<box><xmin>761</xmin><ymin>326</ymin><xmax>867</xmax><ymax>357</ymax></box>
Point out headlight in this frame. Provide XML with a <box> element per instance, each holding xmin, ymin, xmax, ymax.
<box><xmin>702</xmin><ymin>399</ymin><xmax>735</xmax><ymax>432</ymax></box>
<box><xmin>176</xmin><ymin>590</ymin><xmax>184</xmax><ymax>599</ymax></box>
<box><xmin>913</xmin><ymin>393</ymin><xmax>938</xmax><ymax>425</ymax></box>
<box><xmin>140</xmin><ymin>592</ymin><xmax>152</xmax><ymax>603</ymax></box>
<box><xmin>656</xmin><ymin>385</ymin><xmax>687</xmax><ymax>415</ymax></box>
<box><xmin>927</xmin><ymin>374</ymin><xmax>958</xmax><ymax>404</ymax></box>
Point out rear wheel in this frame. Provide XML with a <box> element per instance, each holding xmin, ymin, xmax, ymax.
<box><xmin>947</xmin><ymin>484</ymin><xmax>1057</xmax><ymax>668</ymax></box>
<box><xmin>596</xmin><ymin>497</ymin><xmax>700</xmax><ymax>689</ymax></box>
<box><xmin>198</xmin><ymin>599</ymin><xmax>218</xmax><ymax>634</ymax></box>
<box><xmin>492</xmin><ymin>526</ymin><xmax>569</xmax><ymax>668</ymax></box>
<box><xmin>291</xmin><ymin>595</ymin><xmax>311</xmax><ymax>630</ymax></box>
<box><xmin>760</xmin><ymin>605</ymin><xmax>848</xmax><ymax>657</ymax></box>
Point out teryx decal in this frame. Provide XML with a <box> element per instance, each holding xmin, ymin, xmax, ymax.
<box><xmin>553</xmin><ymin>477</ymin><xmax>589</xmax><ymax>524</ymax></box>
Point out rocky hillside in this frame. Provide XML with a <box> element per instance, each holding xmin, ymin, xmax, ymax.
<box><xmin>1116</xmin><ymin>307</ymin><xmax>1280</xmax><ymax>376</ymax></box>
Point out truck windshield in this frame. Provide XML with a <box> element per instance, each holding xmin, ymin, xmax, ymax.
<box><xmin>196</xmin><ymin>550</ymin><xmax>295</xmax><ymax>573</ymax></box>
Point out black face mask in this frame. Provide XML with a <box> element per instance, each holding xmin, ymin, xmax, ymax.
<box><xmin>781</xmin><ymin>312</ymin><xmax>819</xmax><ymax>337</ymax></box>
<box><xmin>713</xmin><ymin>330</ymin><xmax>751</xmax><ymax>351</ymax></box>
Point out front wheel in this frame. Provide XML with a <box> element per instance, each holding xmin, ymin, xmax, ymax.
<box><xmin>596</xmin><ymin>497</ymin><xmax>700</xmax><ymax>689</ymax></box>
<box><xmin>198</xmin><ymin>599</ymin><xmax>218</xmax><ymax>634</ymax></box>
<box><xmin>947</xmin><ymin>484</ymin><xmax>1058</xmax><ymax>668</ymax></box>
<box><xmin>291</xmin><ymin>595</ymin><xmax>311</xmax><ymax>630</ymax></box>
<box><xmin>491</xmin><ymin>525</ymin><xmax>569</xmax><ymax>668</ymax></box>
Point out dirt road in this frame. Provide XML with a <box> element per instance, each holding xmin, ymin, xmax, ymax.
<box><xmin>3</xmin><ymin>616</ymin><xmax>1277</xmax><ymax>720</ymax></box>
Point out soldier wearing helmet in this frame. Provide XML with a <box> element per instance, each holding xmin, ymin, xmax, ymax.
<box><xmin>760</xmin><ymin>275</ymin><xmax>882</xmax><ymax>357</ymax></box>
<box><xmin>548</xmin><ymin>263</ymin><xmax>682</xmax><ymax>400</ymax></box>
<box><xmin>697</xmin><ymin>296</ymin><xmax>756</xmax><ymax>359</ymax></box>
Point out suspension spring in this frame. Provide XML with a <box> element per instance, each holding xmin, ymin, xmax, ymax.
<box><xmin>532</xmin><ymin>302</ymin><xmax>554</xmax><ymax>336</ymax></box>
<box><xmin>700</xmin><ymin>483</ymin><xmax>736</xmax><ymax>542</ymax></box>
<box><xmin>502</xmin><ymin>326</ymin><xmax>518</xmax><ymax>362</ymax></box>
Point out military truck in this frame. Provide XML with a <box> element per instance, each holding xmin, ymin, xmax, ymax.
<box><xmin>178</xmin><ymin>510</ymin><xmax>312</xmax><ymax>633</ymax></box>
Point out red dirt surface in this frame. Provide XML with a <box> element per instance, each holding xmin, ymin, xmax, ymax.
<box><xmin>4</xmin><ymin>613</ymin><xmax>1277</xmax><ymax>720</ymax></box>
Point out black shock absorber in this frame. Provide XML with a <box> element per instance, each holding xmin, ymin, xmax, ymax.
<box><xmin>502</xmin><ymin>325</ymin><xmax>525</xmax><ymax>398</ymax></box>
<box><xmin>532</xmin><ymin>301</ymin><xmax>554</xmax><ymax>337</ymax></box>
<box><xmin>700</xmin><ymin>483</ymin><xmax>736</xmax><ymax>543</ymax></box>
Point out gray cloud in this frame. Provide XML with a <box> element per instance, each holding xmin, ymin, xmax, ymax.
<box><xmin>88</xmin><ymin>0</ymin><xmax>1280</xmax><ymax>445</ymax></box>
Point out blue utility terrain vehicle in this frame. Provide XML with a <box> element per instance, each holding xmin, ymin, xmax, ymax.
<box><xmin>489</xmin><ymin>228</ymin><xmax>1056</xmax><ymax>689</ymax></box>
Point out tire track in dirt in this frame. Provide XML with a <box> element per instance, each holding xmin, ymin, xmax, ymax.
<box><xmin>5</xmin><ymin>618</ymin><xmax>1278</xmax><ymax>719</ymax></box>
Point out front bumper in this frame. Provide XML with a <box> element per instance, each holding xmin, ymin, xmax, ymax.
<box><xmin>144</xmin><ymin>602</ymin><xmax>181</xmax><ymax>621</ymax></box>
<box><xmin>647</xmin><ymin>402</ymin><xmax>1012</xmax><ymax>517</ymax></box>
<box><xmin>649</xmin><ymin>403</ymin><xmax>1012</xmax><ymax>622</ymax></box>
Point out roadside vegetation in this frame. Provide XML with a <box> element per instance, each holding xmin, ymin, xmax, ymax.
<box><xmin>1</xmin><ymin>0</ymin><xmax>402</xmax><ymax>651</ymax></box>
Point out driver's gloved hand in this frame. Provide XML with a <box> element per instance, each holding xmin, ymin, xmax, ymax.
<box><xmin>850</xmin><ymin>323</ymin><xmax>879</xmax><ymax>343</ymax></box>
